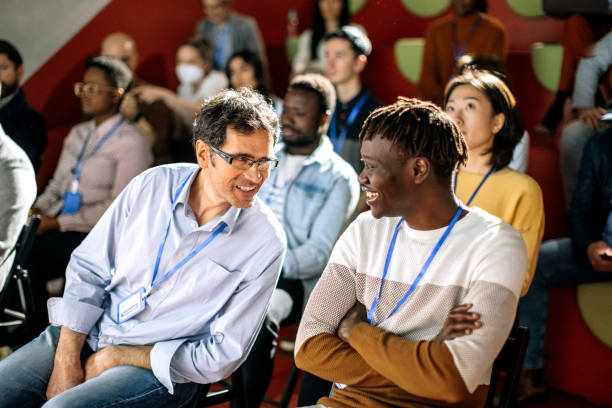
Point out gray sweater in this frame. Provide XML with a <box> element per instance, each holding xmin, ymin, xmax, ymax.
<box><xmin>0</xmin><ymin>124</ymin><xmax>36</xmax><ymax>289</ymax></box>
<box><xmin>572</xmin><ymin>30</ymin><xmax>612</xmax><ymax>109</ymax></box>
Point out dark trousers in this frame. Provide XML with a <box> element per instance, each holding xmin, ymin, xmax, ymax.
<box><xmin>240</xmin><ymin>276</ymin><xmax>303</xmax><ymax>408</ymax></box>
<box><xmin>27</xmin><ymin>230</ymin><xmax>87</xmax><ymax>329</ymax></box>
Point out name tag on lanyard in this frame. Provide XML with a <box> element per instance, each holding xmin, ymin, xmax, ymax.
<box><xmin>115</xmin><ymin>171</ymin><xmax>227</xmax><ymax>324</ymax></box>
<box><xmin>61</xmin><ymin>117</ymin><xmax>124</xmax><ymax>215</ymax></box>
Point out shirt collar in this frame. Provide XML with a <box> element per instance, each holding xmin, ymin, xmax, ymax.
<box><xmin>0</xmin><ymin>87</ymin><xmax>20</xmax><ymax>110</ymax></box>
<box><xmin>277</xmin><ymin>136</ymin><xmax>334</xmax><ymax>167</ymax></box>
<box><xmin>90</xmin><ymin>113</ymin><xmax>123</xmax><ymax>136</ymax></box>
<box><xmin>175</xmin><ymin>167</ymin><xmax>242</xmax><ymax>234</ymax></box>
<box><xmin>337</xmin><ymin>86</ymin><xmax>367</xmax><ymax>111</ymax></box>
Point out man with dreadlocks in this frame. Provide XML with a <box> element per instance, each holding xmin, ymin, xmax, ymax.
<box><xmin>294</xmin><ymin>98</ymin><xmax>527</xmax><ymax>407</ymax></box>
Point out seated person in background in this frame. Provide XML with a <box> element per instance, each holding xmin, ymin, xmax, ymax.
<box><xmin>560</xmin><ymin>29</ymin><xmax>611</xmax><ymax>203</ymax></box>
<box><xmin>292</xmin><ymin>0</ymin><xmax>350</xmax><ymax>75</ymax></box>
<box><xmin>240</xmin><ymin>73</ymin><xmax>359</xmax><ymax>407</ymax></box>
<box><xmin>455</xmin><ymin>54</ymin><xmax>529</xmax><ymax>173</ymax></box>
<box><xmin>0</xmin><ymin>80</ymin><xmax>37</xmax><ymax>308</ymax></box>
<box><xmin>195</xmin><ymin>0</ymin><xmax>266</xmax><ymax>70</ymax></box>
<box><xmin>295</xmin><ymin>98</ymin><xmax>527</xmax><ymax>407</ymax></box>
<box><xmin>420</xmin><ymin>0</ymin><xmax>507</xmax><ymax>106</ymax></box>
<box><xmin>323</xmin><ymin>26</ymin><xmax>381</xmax><ymax>174</ymax></box>
<box><xmin>444</xmin><ymin>70</ymin><xmax>544</xmax><ymax>296</ymax></box>
<box><xmin>518</xmin><ymin>126</ymin><xmax>612</xmax><ymax>403</ymax></box>
<box><xmin>132</xmin><ymin>38</ymin><xmax>228</xmax><ymax>126</ymax></box>
<box><xmin>29</xmin><ymin>56</ymin><xmax>152</xmax><ymax>317</ymax></box>
<box><xmin>226</xmin><ymin>50</ymin><xmax>282</xmax><ymax>116</ymax></box>
<box><xmin>536</xmin><ymin>14</ymin><xmax>611</xmax><ymax>135</ymax></box>
<box><xmin>101</xmin><ymin>32</ymin><xmax>178</xmax><ymax>165</ymax></box>
<box><xmin>0</xmin><ymin>39</ymin><xmax>46</xmax><ymax>173</ymax></box>
<box><xmin>0</xmin><ymin>88</ymin><xmax>286</xmax><ymax>408</ymax></box>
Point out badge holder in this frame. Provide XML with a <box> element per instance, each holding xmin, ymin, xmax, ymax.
<box><xmin>62</xmin><ymin>179</ymin><xmax>82</xmax><ymax>215</ymax></box>
<box><xmin>116</xmin><ymin>287</ymin><xmax>148</xmax><ymax>324</ymax></box>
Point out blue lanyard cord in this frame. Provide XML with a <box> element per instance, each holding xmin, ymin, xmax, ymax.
<box><xmin>74</xmin><ymin>117</ymin><xmax>124</xmax><ymax>180</ymax></box>
<box><xmin>453</xmin><ymin>167</ymin><xmax>494</xmax><ymax>206</ymax></box>
<box><xmin>149</xmin><ymin>171</ymin><xmax>227</xmax><ymax>292</ymax></box>
<box><xmin>366</xmin><ymin>206</ymin><xmax>464</xmax><ymax>325</ymax></box>
<box><xmin>451</xmin><ymin>14</ymin><xmax>483</xmax><ymax>60</ymax></box>
<box><xmin>329</xmin><ymin>91</ymin><xmax>370</xmax><ymax>153</ymax></box>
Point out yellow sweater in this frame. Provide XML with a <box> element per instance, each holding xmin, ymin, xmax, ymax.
<box><xmin>454</xmin><ymin>167</ymin><xmax>545</xmax><ymax>296</ymax></box>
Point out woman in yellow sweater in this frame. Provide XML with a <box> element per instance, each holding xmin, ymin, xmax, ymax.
<box><xmin>444</xmin><ymin>70</ymin><xmax>544</xmax><ymax>296</ymax></box>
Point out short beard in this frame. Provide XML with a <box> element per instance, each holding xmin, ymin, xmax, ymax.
<box><xmin>0</xmin><ymin>82</ymin><xmax>18</xmax><ymax>99</ymax></box>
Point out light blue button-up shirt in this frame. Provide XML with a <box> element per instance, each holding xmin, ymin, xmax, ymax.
<box><xmin>47</xmin><ymin>164</ymin><xmax>286</xmax><ymax>393</ymax></box>
<box><xmin>259</xmin><ymin>137</ymin><xmax>359</xmax><ymax>301</ymax></box>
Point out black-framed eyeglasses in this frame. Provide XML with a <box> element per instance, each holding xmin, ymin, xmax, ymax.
<box><xmin>207</xmin><ymin>143</ymin><xmax>279</xmax><ymax>171</ymax></box>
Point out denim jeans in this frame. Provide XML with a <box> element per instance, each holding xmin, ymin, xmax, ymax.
<box><xmin>518</xmin><ymin>238</ymin><xmax>612</xmax><ymax>369</ymax></box>
<box><xmin>0</xmin><ymin>326</ymin><xmax>197</xmax><ymax>408</ymax></box>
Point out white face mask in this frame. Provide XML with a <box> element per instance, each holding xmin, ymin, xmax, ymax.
<box><xmin>176</xmin><ymin>63</ymin><xmax>204</xmax><ymax>85</ymax></box>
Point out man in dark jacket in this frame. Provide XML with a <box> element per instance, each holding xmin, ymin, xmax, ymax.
<box><xmin>518</xmin><ymin>126</ymin><xmax>612</xmax><ymax>401</ymax></box>
<box><xmin>0</xmin><ymin>40</ymin><xmax>46</xmax><ymax>173</ymax></box>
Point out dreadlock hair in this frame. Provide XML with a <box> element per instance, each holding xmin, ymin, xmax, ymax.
<box><xmin>359</xmin><ymin>97</ymin><xmax>468</xmax><ymax>180</ymax></box>
<box><xmin>444</xmin><ymin>69</ymin><xmax>520</xmax><ymax>171</ymax></box>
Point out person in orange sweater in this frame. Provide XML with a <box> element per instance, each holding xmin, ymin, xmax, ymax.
<box><xmin>419</xmin><ymin>0</ymin><xmax>507</xmax><ymax>106</ymax></box>
<box><xmin>295</xmin><ymin>98</ymin><xmax>527</xmax><ymax>407</ymax></box>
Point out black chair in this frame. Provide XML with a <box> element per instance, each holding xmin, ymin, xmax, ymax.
<box><xmin>189</xmin><ymin>368</ymin><xmax>246</xmax><ymax>407</ymax></box>
<box><xmin>484</xmin><ymin>325</ymin><xmax>530</xmax><ymax>408</ymax></box>
<box><xmin>0</xmin><ymin>215</ymin><xmax>40</xmax><ymax>342</ymax></box>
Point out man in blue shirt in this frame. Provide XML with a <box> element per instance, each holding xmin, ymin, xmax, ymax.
<box><xmin>240</xmin><ymin>73</ymin><xmax>359</xmax><ymax>407</ymax></box>
<box><xmin>0</xmin><ymin>88</ymin><xmax>286</xmax><ymax>408</ymax></box>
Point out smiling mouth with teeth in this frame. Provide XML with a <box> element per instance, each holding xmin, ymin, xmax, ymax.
<box><xmin>236</xmin><ymin>185</ymin><xmax>256</xmax><ymax>192</ymax></box>
<box><xmin>365</xmin><ymin>191</ymin><xmax>379</xmax><ymax>199</ymax></box>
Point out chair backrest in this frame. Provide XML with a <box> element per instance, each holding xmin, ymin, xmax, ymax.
<box><xmin>190</xmin><ymin>368</ymin><xmax>246</xmax><ymax>408</ymax></box>
<box><xmin>484</xmin><ymin>325</ymin><xmax>530</xmax><ymax>408</ymax></box>
<box><xmin>0</xmin><ymin>215</ymin><xmax>40</xmax><ymax>309</ymax></box>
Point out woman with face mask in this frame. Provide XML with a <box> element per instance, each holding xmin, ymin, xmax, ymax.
<box><xmin>444</xmin><ymin>69</ymin><xmax>544</xmax><ymax>297</ymax></box>
<box><xmin>131</xmin><ymin>39</ymin><xmax>227</xmax><ymax>124</ymax></box>
<box><xmin>175</xmin><ymin>38</ymin><xmax>228</xmax><ymax>103</ymax></box>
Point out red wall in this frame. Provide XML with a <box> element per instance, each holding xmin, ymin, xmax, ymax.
<box><xmin>23</xmin><ymin>0</ymin><xmax>568</xmax><ymax>238</ymax></box>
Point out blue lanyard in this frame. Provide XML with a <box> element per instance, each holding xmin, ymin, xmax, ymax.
<box><xmin>366</xmin><ymin>206</ymin><xmax>463</xmax><ymax>325</ymax></box>
<box><xmin>329</xmin><ymin>91</ymin><xmax>370</xmax><ymax>153</ymax></box>
<box><xmin>451</xmin><ymin>14</ymin><xmax>483</xmax><ymax>60</ymax></box>
<box><xmin>453</xmin><ymin>167</ymin><xmax>494</xmax><ymax>206</ymax></box>
<box><xmin>148</xmin><ymin>171</ymin><xmax>227</xmax><ymax>294</ymax></box>
<box><xmin>73</xmin><ymin>116</ymin><xmax>124</xmax><ymax>181</ymax></box>
<box><xmin>214</xmin><ymin>22</ymin><xmax>232</xmax><ymax>68</ymax></box>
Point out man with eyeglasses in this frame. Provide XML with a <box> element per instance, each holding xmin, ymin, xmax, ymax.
<box><xmin>0</xmin><ymin>88</ymin><xmax>286</xmax><ymax>408</ymax></box>
<box><xmin>240</xmin><ymin>73</ymin><xmax>359</xmax><ymax>407</ymax></box>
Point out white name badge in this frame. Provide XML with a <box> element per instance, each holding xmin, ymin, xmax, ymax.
<box><xmin>116</xmin><ymin>287</ymin><xmax>146</xmax><ymax>324</ymax></box>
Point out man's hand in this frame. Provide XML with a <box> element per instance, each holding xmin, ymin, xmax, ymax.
<box><xmin>337</xmin><ymin>302</ymin><xmax>367</xmax><ymax>342</ymax></box>
<box><xmin>433</xmin><ymin>303</ymin><xmax>482</xmax><ymax>342</ymax></box>
<box><xmin>46</xmin><ymin>327</ymin><xmax>87</xmax><ymax>400</ymax></box>
<box><xmin>84</xmin><ymin>345</ymin><xmax>122</xmax><ymax>381</ymax></box>
<box><xmin>46</xmin><ymin>360</ymin><xmax>84</xmax><ymax>400</ymax></box>
<box><xmin>587</xmin><ymin>241</ymin><xmax>612</xmax><ymax>272</ymax></box>
<box><xmin>120</xmin><ymin>91</ymin><xmax>141</xmax><ymax>122</ymax></box>
<box><xmin>84</xmin><ymin>344</ymin><xmax>153</xmax><ymax>381</ymax></box>
<box><xmin>37</xmin><ymin>214</ymin><xmax>59</xmax><ymax>235</ymax></box>
<box><xmin>577</xmin><ymin>107</ymin><xmax>607</xmax><ymax>130</ymax></box>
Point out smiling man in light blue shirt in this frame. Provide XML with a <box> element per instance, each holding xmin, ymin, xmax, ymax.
<box><xmin>0</xmin><ymin>88</ymin><xmax>286</xmax><ymax>408</ymax></box>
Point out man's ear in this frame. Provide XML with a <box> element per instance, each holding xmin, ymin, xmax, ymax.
<box><xmin>16</xmin><ymin>64</ymin><xmax>24</xmax><ymax>83</ymax></box>
<box><xmin>195</xmin><ymin>140</ymin><xmax>211</xmax><ymax>169</ymax></box>
<box><xmin>354</xmin><ymin>55</ymin><xmax>367</xmax><ymax>74</ymax></box>
<box><xmin>412</xmin><ymin>157</ymin><xmax>431</xmax><ymax>185</ymax></box>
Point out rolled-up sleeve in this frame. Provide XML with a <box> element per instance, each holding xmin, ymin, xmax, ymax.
<box><xmin>48</xmin><ymin>173</ymin><xmax>144</xmax><ymax>333</ymax></box>
<box><xmin>150</xmin><ymin>249</ymin><xmax>284</xmax><ymax>393</ymax></box>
